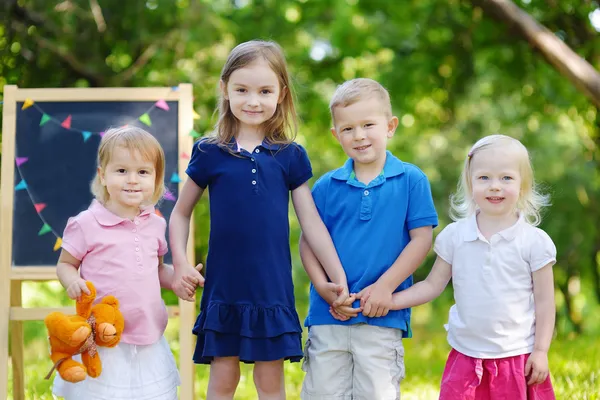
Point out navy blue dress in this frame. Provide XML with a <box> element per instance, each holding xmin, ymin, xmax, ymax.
<box><xmin>186</xmin><ymin>138</ymin><xmax>312</xmax><ymax>364</ymax></box>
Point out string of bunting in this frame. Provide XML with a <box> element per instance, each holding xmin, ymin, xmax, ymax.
<box><xmin>15</xmin><ymin>87</ymin><xmax>200</xmax><ymax>251</ymax></box>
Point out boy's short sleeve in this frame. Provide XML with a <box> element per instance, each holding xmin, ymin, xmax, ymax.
<box><xmin>157</xmin><ymin>218</ymin><xmax>168</xmax><ymax>257</ymax></box>
<box><xmin>185</xmin><ymin>141</ymin><xmax>210</xmax><ymax>188</ymax></box>
<box><xmin>406</xmin><ymin>174</ymin><xmax>439</xmax><ymax>230</ymax></box>
<box><xmin>61</xmin><ymin>217</ymin><xmax>88</xmax><ymax>261</ymax></box>
<box><xmin>529</xmin><ymin>229</ymin><xmax>557</xmax><ymax>272</ymax></box>
<box><xmin>288</xmin><ymin>144</ymin><xmax>313</xmax><ymax>190</ymax></box>
<box><xmin>311</xmin><ymin>177</ymin><xmax>328</xmax><ymax>220</ymax></box>
<box><xmin>433</xmin><ymin>223</ymin><xmax>456</xmax><ymax>264</ymax></box>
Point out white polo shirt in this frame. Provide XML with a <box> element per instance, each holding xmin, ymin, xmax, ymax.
<box><xmin>434</xmin><ymin>213</ymin><xmax>556</xmax><ymax>359</ymax></box>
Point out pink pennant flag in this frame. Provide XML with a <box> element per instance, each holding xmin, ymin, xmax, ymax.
<box><xmin>16</xmin><ymin>157</ymin><xmax>29</xmax><ymax>166</ymax></box>
<box><xmin>34</xmin><ymin>203</ymin><xmax>47</xmax><ymax>213</ymax></box>
<box><xmin>155</xmin><ymin>99</ymin><xmax>170</xmax><ymax>111</ymax></box>
<box><xmin>99</xmin><ymin>131</ymin><xmax>105</xmax><ymax>137</ymax></box>
<box><xmin>181</xmin><ymin>152</ymin><xmax>190</xmax><ymax>160</ymax></box>
<box><xmin>61</xmin><ymin>115</ymin><xmax>72</xmax><ymax>129</ymax></box>
<box><xmin>163</xmin><ymin>190</ymin><xmax>176</xmax><ymax>201</ymax></box>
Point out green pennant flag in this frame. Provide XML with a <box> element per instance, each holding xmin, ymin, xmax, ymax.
<box><xmin>139</xmin><ymin>113</ymin><xmax>152</xmax><ymax>126</ymax></box>
<box><xmin>189</xmin><ymin>129</ymin><xmax>201</xmax><ymax>138</ymax></box>
<box><xmin>38</xmin><ymin>223</ymin><xmax>52</xmax><ymax>235</ymax></box>
<box><xmin>40</xmin><ymin>114</ymin><xmax>51</xmax><ymax>126</ymax></box>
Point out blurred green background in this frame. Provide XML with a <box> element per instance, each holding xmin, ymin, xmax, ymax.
<box><xmin>2</xmin><ymin>0</ymin><xmax>600</xmax><ymax>398</ymax></box>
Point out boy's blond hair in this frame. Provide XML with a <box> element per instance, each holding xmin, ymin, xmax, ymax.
<box><xmin>450</xmin><ymin>134</ymin><xmax>549</xmax><ymax>226</ymax></box>
<box><xmin>91</xmin><ymin>126</ymin><xmax>165</xmax><ymax>205</ymax></box>
<box><xmin>329</xmin><ymin>78</ymin><xmax>393</xmax><ymax>122</ymax></box>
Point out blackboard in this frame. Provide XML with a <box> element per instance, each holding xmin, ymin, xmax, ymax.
<box><xmin>13</xmin><ymin>101</ymin><xmax>180</xmax><ymax>266</ymax></box>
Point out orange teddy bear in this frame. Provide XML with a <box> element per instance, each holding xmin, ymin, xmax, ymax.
<box><xmin>44</xmin><ymin>281</ymin><xmax>125</xmax><ymax>383</ymax></box>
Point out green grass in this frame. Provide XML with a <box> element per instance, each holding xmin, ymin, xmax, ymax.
<box><xmin>7</xmin><ymin>283</ymin><xmax>600</xmax><ymax>399</ymax></box>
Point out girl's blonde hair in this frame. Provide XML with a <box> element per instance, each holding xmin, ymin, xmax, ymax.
<box><xmin>450</xmin><ymin>134</ymin><xmax>549</xmax><ymax>226</ymax></box>
<box><xmin>208</xmin><ymin>40</ymin><xmax>298</xmax><ymax>148</ymax></box>
<box><xmin>91</xmin><ymin>126</ymin><xmax>165</xmax><ymax>205</ymax></box>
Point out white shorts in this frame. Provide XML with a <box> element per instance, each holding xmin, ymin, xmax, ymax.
<box><xmin>52</xmin><ymin>336</ymin><xmax>180</xmax><ymax>400</ymax></box>
<box><xmin>301</xmin><ymin>324</ymin><xmax>405</xmax><ymax>400</ymax></box>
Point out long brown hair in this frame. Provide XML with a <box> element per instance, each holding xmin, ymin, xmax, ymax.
<box><xmin>207</xmin><ymin>40</ymin><xmax>298</xmax><ymax>148</ymax></box>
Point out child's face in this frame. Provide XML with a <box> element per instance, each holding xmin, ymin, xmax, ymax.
<box><xmin>470</xmin><ymin>146</ymin><xmax>521</xmax><ymax>219</ymax></box>
<box><xmin>221</xmin><ymin>58</ymin><xmax>285</xmax><ymax>135</ymax></box>
<box><xmin>98</xmin><ymin>146</ymin><xmax>156</xmax><ymax>217</ymax></box>
<box><xmin>331</xmin><ymin>97</ymin><xmax>397</xmax><ymax>168</ymax></box>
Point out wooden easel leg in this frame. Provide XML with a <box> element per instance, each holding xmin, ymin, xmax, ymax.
<box><xmin>179</xmin><ymin>298</ymin><xmax>196</xmax><ymax>400</ymax></box>
<box><xmin>0</xmin><ymin>277</ymin><xmax>11</xmax><ymax>399</ymax></box>
<box><xmin>10</xmin><ymin>281</ymin><xmax>24</xmax><ymax>400</ymax></box>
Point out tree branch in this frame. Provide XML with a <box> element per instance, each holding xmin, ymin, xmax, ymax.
<box><xmin>472</xmin><ymin>0</ymin><xmax>600</xmax><ymax>108</ymax></box>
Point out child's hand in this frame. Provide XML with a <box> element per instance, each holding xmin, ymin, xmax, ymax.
<box><xmin>66</xmin><ymin>278</ymin><xmax>91</xmax><ymax>300</ymax></box>
<box><xmin>329</xmin><ymin>294</ymin><xmax>361</xmax><ymax>321</ymax></box>
<box><xmin>525</xmin><ymin>350</ymin><xmax>549</xmax><ymax>385</ymax></box>
<box><xmin>357</xmin><ymin>284</ymin><xmax>393</xmax><ymax>318</ymax></box>
<box><xmin>173</xmin><ymin>262</ymin><xmax>205</xmax><ymax>301</ymax></box>
<box><xmin>315</xmin><ymin>282</ymin><xmax>361</xmax><ymax>321</ymax></box>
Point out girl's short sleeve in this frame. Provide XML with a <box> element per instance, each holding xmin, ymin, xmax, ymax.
<box><xmin>288</xmin><ymin>144</ymin><xmax>313</xmax><ymax>190</ymax></box>
<box><xmin>158</xmin><ymin>218</ymin><xmax>168</xmax><ymax>257</ymax></box>
<box><xmin>61</xmin><ymin>217</ymin><xmax>88</xmax><ymax>261</ymax></box>
<box><xmin>529</xmin><ymin>229</ymin><xmax>557</xmax><ymax>272</ymax></box>
<box><xmin>433</xmin><ymin>223</ymin><xmax>457</xmax><ymax>264</ymax></box>
<box><xmin>185</xmin><ymin>141</ymin><xmax>211</xmax><ymax>188</ymax></box>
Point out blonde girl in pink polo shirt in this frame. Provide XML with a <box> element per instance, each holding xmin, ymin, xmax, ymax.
<box><xmin>375</xmin><ymin>135</ymin><xmax>557</xmax><ymax>399</ymax></box>
<box><xmin>53</xmin><ymin>126</ymin><xmax>196</xmax><ymax>400</ymax></box>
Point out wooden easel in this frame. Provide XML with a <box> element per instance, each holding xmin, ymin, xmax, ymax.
<box><xmin>1</xmin><ymin>84</ymin><xmax>197</xmax><ymax>399</ymax></box>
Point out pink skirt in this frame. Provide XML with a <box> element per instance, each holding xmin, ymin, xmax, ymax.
<box><xmin>439</xmin><ymin>349</ymin><xmax>555</xmax><ymax>400</ymax></box>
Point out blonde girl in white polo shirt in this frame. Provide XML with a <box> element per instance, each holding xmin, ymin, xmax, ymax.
<box><xmin>379</xmin><ymin>135</ymin><xmax>557</xmax><ymax>399</ymax></box>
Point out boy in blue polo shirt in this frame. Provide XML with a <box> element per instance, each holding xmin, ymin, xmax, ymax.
<box><xmin>299</xmin><ymin>78</ymin><xmax>438</xmax><ymax>400</ymax></box>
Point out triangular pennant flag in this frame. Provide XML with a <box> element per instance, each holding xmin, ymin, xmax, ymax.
<box><xmin>21</xmin><ymin>98</ymin><xmax>34</xmax><ymax>110</ymax></box>
<box><xmin>181</xmin><ymin>152</ymin><xmax>190</xmax><ymax>160</ymax></box>
<box><xmin>99</xmin><ymin>131</ymin><xmax>105</xmax><ymax>137</ymax></box>
<box><xmin>163</xmin><ymin>190</ymin><xmax>176</xmax><ymax>201</ymax></box>
<box><xmin>61</xmin><ymin>115</ymin><xmax>72</xmax><ymax>129</ymax></box>
<box><xmin>40</xmin><ymin>114</ymin><xmax>51</xmax><ymax>126</ymax></box>
<box><xmin>193</xmin><ymin>110</ymin><xmax>201</xmax><ymax>120</ymax></box>
<box><xmin>170</xmin><ymin>173</ymin><xmax>182</xmax><ymax>183</ymax></box>
<box><xmin>139</xmin><ymin>113</ymin><xmax>152</xmax><ymax>126</ymax></box>
<box><xmin>82</xmin><ymin>131</ymin><xmax>92</xmax><ymax>142</ymax></box>
<box><xmin>53</xmin><ymin>237</ymin><xmax>62</xmax><ymax>251</ymax></box>
<box><xmin>155</xmin><ymin>99</ymin><xmax>170</xmax><ymax>111</ymax></box>
<box><xmin>171</xmin><ymin>86</ymin><xmax>180</xmax><ymax>91</ymax></box>
<box><xmin>15</xmin><ymin>180</ymin><xmax>27</xmax><ymax>191</ymax></box>
<box><xmin>15</xmin><ymin>157</ymin><xmax>29</xmax><ymax>166</ymax></box>
<box><xmin>34</xmin><ymin>203</ymin><xmax>46</xmax><ymax>213</ymax></box>
<box><xmin>155</xmin><ymin>209</ymin><xmax>164</xmax><ymax>218</ymax></box>
<box><xmin>38</xmin><ymin>224</ymin><xmax>52</xmax><ymax>236</ymax></box>
<box><xmin>189</xmin><ymin>129</ymin><xmax>201</xmax><ymax>138</ymax></box>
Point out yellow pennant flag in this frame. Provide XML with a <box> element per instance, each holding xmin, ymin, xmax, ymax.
<box><xmin>22</xmin><ymin>98</ymin><xmax>34</xmax><ymax>110</ymax></box>
<box><xmin>193</xmin><ymin>110</ymin><xmax>201</xmax><ymax>120</ymax></box>
<box><xmin>53</xmin><ymin>237</ymin><xmax>62</xmax><ymax>251</ymax></box>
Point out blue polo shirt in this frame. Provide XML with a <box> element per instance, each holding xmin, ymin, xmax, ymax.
<box><xmin>305</xmin><ymin>151</ymin><xmax>438</xmax><ymax>337</ymax></box>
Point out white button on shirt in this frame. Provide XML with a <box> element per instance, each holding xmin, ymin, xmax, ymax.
<box><xmin>434</xmin><ymin>213</ymin><xmax>556</xmax><ymax>359</ymax></box>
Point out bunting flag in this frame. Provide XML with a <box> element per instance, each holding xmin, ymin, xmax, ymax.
<box><xmin>40</xmin><ymin>114</ymin><xmax>51</xmax><ymax>126</ymax></box>
<box><xmin>170</xmin><ymin>173</ymin><xmax>181</xmax><ymax>183</ymax></box>
<box><xmin>82</xmin><ymin>131</ymin><xmax>92</xmax><ymax>142</ymax></box>
<box><xmin>22</xmin><ymin>98</ymin><xmax>34</xmax><ymax>110</ymax></box>
<box><xmin>139</xmin><ymin>113</ymin><xmax>152</xmax><ymax>126</ymax></box>
<box><xmin>193</xmin><ymin>110</ymin><xmax>201</xmax><ymax>120</ymax></box>
<box><xmin>181</xmin><ymin>152</ymin><xmax>190</xmax><ymax>160</ymax></box>
<box><xmin>155</xmin><ymin>99</ymin><xmax>169</xmax><ymax>111</ymax></box>
<box><xmin>16</xmin><ymin>157</ymin><xmax>29</xmax><ymax>166</ymax></box>
<box><xmin>99</xmin><ymin>131</ymin><xmax>105</xmax><ymax>137</ymax></box>
<box><xmin>163</xmin><ymin>189</ymin><xmax>176</xmax><ymax>201</ymax></box>
<box><xmin>34</xmin><ymin>203</ymin><xmax>46</xmax><ymax>213</ymax></box>
<box><xmin>61</xmin><ymin>115</ymin><xmax>72</xmax><ymax>129</ymax></box>
<box><xmin>155</xmin><ymin>209</ymin><xmax>164</xmax><ymax>218</ymax></box>
<box><xmin>53</xmin><ymin>237</ymin><xmax>62</xmax><ymax>251</ymax></box>
<box><xmin>15</xmin><ymin>180</ymin><xmax>27</xmax><ymax>191</ymax></box>
<box><xmin>38</xmin><ymin>224</ymin><xmax>52</xmax><ymax>236</ymax></box>
<box><xmin>189</xmin><ymin>129</ymin><xmax>201</xmax><ymax>138</ymax></box>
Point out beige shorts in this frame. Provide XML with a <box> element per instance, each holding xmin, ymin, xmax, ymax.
<box><xmin>301</xmin><ymin>324</ymin><xmax>405</xmax><ymax>400</ymax></box>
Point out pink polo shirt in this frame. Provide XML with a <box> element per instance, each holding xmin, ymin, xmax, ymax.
<box><xmin>61</xmin><ymin>199</ymin><xmax>169</xmax><ymax>345</ymax></box>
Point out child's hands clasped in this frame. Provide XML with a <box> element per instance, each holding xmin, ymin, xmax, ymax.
<box><xmin>66</xmin><ymin>277</ymin><xmax>91</xmax><ymax>300</ymax></box>
<box><xmin>172</xmin><ymin>262</ymin><xmax>205</xmax><ymax>302</ymax></box>
<box><xmin>355</xmin><ymin>284</ymin><xmax>393</xmax><ymax>318</ymax></box>
<box><xmin>525</xmin><ymin>350</ymin><xmax>549</xmax><ymax>385</ymax></box>
<box><xmin>315</xmin><ymin>282</ymin><xmax>361</xmax><ymax>321</ymax></box>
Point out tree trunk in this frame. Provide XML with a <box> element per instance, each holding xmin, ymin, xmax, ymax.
<box><xmin>472</xmin><ymin>0</ymin><xmax>600</xmax><ymax>108</ymax></box>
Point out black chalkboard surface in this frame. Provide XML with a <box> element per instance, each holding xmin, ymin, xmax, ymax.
<box><xmin>12</xmin><ymin>101</ymin><xmax>180</xmax><ymax>266</ymax></box>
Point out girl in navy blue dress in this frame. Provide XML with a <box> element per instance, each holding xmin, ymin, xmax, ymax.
<box><xmin>169</xmin><ymin>40</ymin><xmax>350</xmax><ymax>399</ymax></box>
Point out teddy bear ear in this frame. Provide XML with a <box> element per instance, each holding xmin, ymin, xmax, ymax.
<box><xmin>102</xmin><ymin>296</ymin><xmax>120</xmax><ymax>308</ymax></box>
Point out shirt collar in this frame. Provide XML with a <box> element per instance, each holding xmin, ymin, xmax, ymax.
<box><xmin>89</xmin><ymin>199</ymin><xmax>154</xmax><ymax>226</ymax></box>
<box><xmin>463</xmin><ymin>212</ymin><xmax>524</xmax><ymax>242</ymax></box>
<box><xmin>224</xmin><ymin>136</ymin><xmax>282</xmax><ymax>152</ymax></box>
<box><xmin>331</xmin><ymin>151</ymin><xmax>405</xmax><ymax>181</ymax></box>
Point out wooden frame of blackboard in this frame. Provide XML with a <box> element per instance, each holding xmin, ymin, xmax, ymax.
<box><xmin>0</xmin><ymin>84</ymin><xmax>197</xmax><ymax>400</ymax></box>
